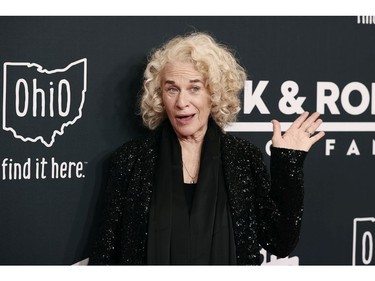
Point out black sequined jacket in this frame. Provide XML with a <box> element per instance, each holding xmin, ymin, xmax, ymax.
<box><xmin>90</xmin><ymin>130</ymin><xmax>306</xmax><ymax>265</ymax></box>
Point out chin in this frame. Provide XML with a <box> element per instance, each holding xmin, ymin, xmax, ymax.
<box><xmin>170</xmin><ymin>122</ymin><xmax>192</xmax><ymax>135</ymax></box>
<box><xmin>175</xmin><ymin>127</ymin><xmax>196</xmax><ymax>137</ymax></box>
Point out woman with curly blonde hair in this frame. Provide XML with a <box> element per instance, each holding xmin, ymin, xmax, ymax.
<box><xmin>90</xmin><ymin>32</ymin><xmax>325</xmax><ymax>265</ymax></box>
<box><xmin>140</xmin><ymin>32</ymin><xmax>246</xmax><ymax>130</ymax></box>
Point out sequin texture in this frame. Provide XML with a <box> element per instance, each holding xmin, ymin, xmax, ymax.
<box><xmin>89</xmin><ymin>131</ymin><xmax>307</xmax><ymax>265</ymax></box>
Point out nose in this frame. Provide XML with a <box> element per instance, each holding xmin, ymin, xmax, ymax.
<box><xmin>175</xmin><ymin>90</ymin><xmax>189</xmax><ymax>109</ymax></box>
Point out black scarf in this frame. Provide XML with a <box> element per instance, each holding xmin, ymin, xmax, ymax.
<box><xmin>147</xmin><ymin>119</ymin><xmax>236</xmax><ymax>265</ymax></box>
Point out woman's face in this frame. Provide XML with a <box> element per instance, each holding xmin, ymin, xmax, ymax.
<box><xmin>161</xmin><ymin>61</ymin><xmax>211</xmax><ymax>140</ymax></box>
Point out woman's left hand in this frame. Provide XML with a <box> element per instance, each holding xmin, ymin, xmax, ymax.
<box><xmin>271</xmin><ymin>111</ymin><xmax>325</xmax><ymax>152</ymax></box>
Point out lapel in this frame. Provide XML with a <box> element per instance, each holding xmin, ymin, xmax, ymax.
<box><xmin>220</xmin><ymin>134</ymin><xmax>249</xmax><ymax>218</ymax></box>
<box><xmin>220</xmin><ymin>133</ymin><xmax>253</xmax><ymax>263</ymax></box>
<box><xmin>124</xmin><ymin>134</ymin><xmax>158</xmax><ymax>263</ymax></box>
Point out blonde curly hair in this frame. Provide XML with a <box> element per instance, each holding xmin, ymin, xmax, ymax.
<box><xmin>140</xmin><ymin>32</ymin><xmax>247</xmax><ymax>130</ymax></box>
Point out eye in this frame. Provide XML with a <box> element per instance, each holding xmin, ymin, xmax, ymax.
<box><xmin>167</xmin><ymin>87</ymin><xmax>179</xmax><ymax>94</ymax></box>
<box><xmin>191</xmin><ymin>86</ymin><xmax>200</xmax><ymax>93</ymax></box>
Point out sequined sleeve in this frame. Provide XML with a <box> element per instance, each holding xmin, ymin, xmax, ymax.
<box><xmin>252</xmin><ymin>146</ymin><xmax>307</xmax><ymax>258</ymax></box>
<box><xmin>88</xmin><ymin>140</ymin><xmax>139</xmax><ymax>265</ymax></box>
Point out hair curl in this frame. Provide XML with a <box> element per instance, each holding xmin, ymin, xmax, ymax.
<box><xmin>140</xmin><ymin>32</ymin><xmax>247</xmax><ymax>130</ymax></box>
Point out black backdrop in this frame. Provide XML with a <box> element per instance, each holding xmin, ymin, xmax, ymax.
<box><xmin>0</xmin><ymin>16</ymin><xmax>374</xmax><ymax>265</ymax></box>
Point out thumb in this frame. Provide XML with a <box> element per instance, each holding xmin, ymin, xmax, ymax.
<box><xmin>271</xmin><ymin>119</ymin><xmax>281</xmax><ymax>138</ymax></box>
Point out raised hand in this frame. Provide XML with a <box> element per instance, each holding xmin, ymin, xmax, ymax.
<box><xmin>271</xmin><ymin>111</ymin><xmax>325</xmax><ymax>152</ymax></box>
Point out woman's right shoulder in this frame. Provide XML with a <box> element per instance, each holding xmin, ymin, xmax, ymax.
<box><xmin>110</xmin><ymin>133</ymin><xmax>158</xmax><ymax>163</ymax></box>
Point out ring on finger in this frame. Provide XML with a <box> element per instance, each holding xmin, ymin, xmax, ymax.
<box><xmin>305</xmin><ymin>129</ymin><xmax>313</xmax><ymax>137</ymax></box>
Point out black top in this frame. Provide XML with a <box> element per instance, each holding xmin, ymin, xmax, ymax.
<box><xmin>183</xmin><ymin>183</ymin><xmax>196</xmax><ymax>213</ymax></box>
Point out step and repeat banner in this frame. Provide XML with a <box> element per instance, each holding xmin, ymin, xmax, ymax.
<box><xmin>0</xmin><ymin>16</ymin><xmax>374</xmax><ymax>265</ymax></box>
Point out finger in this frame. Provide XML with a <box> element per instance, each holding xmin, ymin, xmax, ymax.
<box><xmin>309</xmin><ymin>131</ymin><xmax>325</xmax><ymax>144</ymax></box>
<box><xmin>271</xmin><ymin>119</ymin><xmax>282</xmax><ymax>138</ymax></box>
<box><xmin>302</xmin><ymin>112</ymin><xmax>321</xmax><ymax>131</ymax></box>
<box><xmin>307</xmin><ymin>118</ymin><xmax>323</xmax><ymax>134</ymax></box>
<box><xmin>290</xmin><ymin>111</ymin><xmax>309</xmax><ymax>130</ymax></box>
